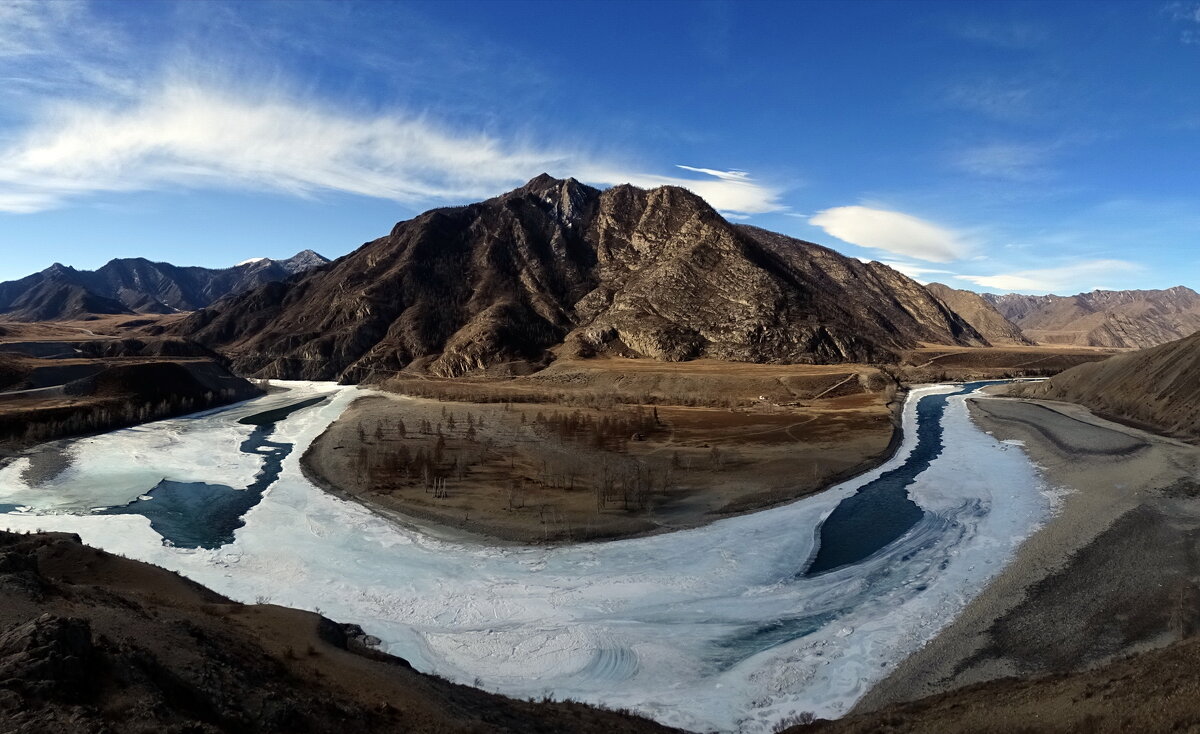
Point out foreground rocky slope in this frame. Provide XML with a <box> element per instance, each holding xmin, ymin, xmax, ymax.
<box><xmin>0</xmin><ymin>251</ymin><xmax>328</xmax><ymax>321</ymax></box>
<box><xmin>178</xmin><ymin>175</ymin><xmax>986</xmax><ymax>380</ymax></box>
<box><xmin>0</xmin><ymin>530</ymin><xmax>673</xmax><ymax>733</ymax></box>
<box><xmin>1014</xmin><ymin>330</ymin><xmax>1200</xmax><ymax>437</ymax></box>
<box><xmin>925</xmin><ymin>283</ymin><xmax>1032</xmax><ymax>346</ymax></box>
<box><xmin>985</xmin><ymin>286</ymin><xmax>1200</xmax><ymax>348</ymax></box>
<box><xmin>802</xmin><ymin>631</ymin><xmax>1200</xmax><ymax>734</ymax></box>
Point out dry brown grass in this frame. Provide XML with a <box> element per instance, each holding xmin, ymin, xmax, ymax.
<box><xmin>307</xmin><ymin>361</ymin><xmax>899</xmax><ymax>543</ymax></box>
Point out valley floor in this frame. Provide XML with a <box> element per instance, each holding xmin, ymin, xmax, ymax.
<box><xmin>300</xmin><ymin>349</ymin><xmax>1116</xmax><ymax>544</ymax></box>
<box><xmin>823</xmin><ymin>389</ymin><xmax>1200</xmax><ymax>731</ymax></box>
<box><xmin>302</xmin><ymin>359</ymin><xmax>900</xmax><ymax>543</ymax></box>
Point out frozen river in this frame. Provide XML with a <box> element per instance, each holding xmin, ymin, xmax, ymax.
<box><xmin>0</xmin><ymin>381</ymin><xmax>1053</xmax><ymax>732</ymax></box>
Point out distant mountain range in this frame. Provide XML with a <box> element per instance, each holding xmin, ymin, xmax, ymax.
<box><xmin>0</xmin><ymin>250</ymin><xmax>329</xmax><ymax>321</ymax></box>
<box><xmin>984</xmin><ymin>286</ymin><xmax>1200</xmax><ymax>349</ymax></box>
<box><xmin>176</xmin><ymin>174</ymin><xmax>991</xmax><ymax>380</ymax></box>
<box><xmin>7</xmin><ymin>179</ymin><xmax>1199</xmax><ymax>377</ymax></box>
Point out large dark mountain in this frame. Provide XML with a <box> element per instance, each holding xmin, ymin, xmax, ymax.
<box><xmin>984</xmin><ymin>286</ymin><xmax>1200</xmax><ymax>348</ymax></box>
<box><xmin>0</xmin><ymin>250</ymin><xmax>329</xmax><ymax>321</ymax></box>
<box><xmin>178</xmin><ymin>175</ymin><xmax>988</xmax><ymax>381</ymax></box>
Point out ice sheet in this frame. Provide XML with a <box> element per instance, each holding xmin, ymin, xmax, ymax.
<box><xmin>0</xmin><ymin>382</ymin><xmax>1052</xmax><ymax>733</ymax></box>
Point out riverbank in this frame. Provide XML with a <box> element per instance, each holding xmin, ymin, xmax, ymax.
<box><xmin>0</xmin><ymin>529</ymin><xmax>674</xmax><ymax>734</ymax></box>
<box><xmin>300</xmin><ymin>385</ymin><xmax>903</xmax><ymax>544</ymax></box>
<box><xmin>851</xmin><ymin>390</ymin><xmax>1200</xmax><ymax>717</ymax></box>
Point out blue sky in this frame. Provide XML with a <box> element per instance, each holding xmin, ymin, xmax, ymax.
<box><xmin>1</xmin><ymin>0</ymin><xmax>1199</xmax><ymax>294</ymax></box>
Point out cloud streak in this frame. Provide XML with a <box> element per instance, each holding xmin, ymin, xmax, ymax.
<box><xmin>0</xmin><ymin>2</ymin><xmax>785</xmax><ymax>217</ymax></box>
<box><xmin>955</xmin><ymin>259</ymin><xmax>1141</xmax><ymax>294</ymax></box>
<box><xmin>0</xmin><ymin>80</ymin><xmax>784</xmax><ymax>216</ymax></box>
<box><xmin>809</xmin><ymin>205</ymin><xmax>973</xmax><ymax>262</ymax></box>
<box><xmin>951</xmin><ymin>141</ymin><xmax>1053</xmax><ymax>181</ymax></box>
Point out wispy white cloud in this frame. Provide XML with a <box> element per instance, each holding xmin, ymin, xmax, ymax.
<box><xmin>955</xmin><ymin>259</ymin><xmax>1142</xmax><ymax>294</ymax></box>
<box><xmin>876</xmin><ymin>261</ymin><xmax>958</xmax><ymax>284</ymax></box>
<box><xmin>1165</xmin><ymin>2</ymin><xmax>1200</xmax><ymax>44</ymax></box>
<box><xmin>0</xmin><ymin>1</ymin><xmax>785</xmax><ymax>217</ymax></box>
<box><xmin>951</xmin><ymin>141</ymin><xmax>1052</xmax><ymax>181</ymax></box>
<box><xmin>809</xmin><ymin>205</ymin><xmax>973</xmax><ymax>263</ymax></box>
<box><xmin>944</xmin><ymin>80</ymin><xmax>1037</xmax><ymax>122</ymax></box>
<box><xmin>0</xmin><ymin>0</ymin><xmax>132</xmax><ymax>99</ymax></box>
<box><xmin>949</xmin><ymin>19</ymin><xmax>1048</xmax><ymax>49</ymax></box>
<box><xmin>674</xmin><ymin>165</ymin><xmax>750</xmax><ymax>181</ymax></box>
<box><xmin>0</xmin><ymin>79</ymin><xmax>784</xmax><ymax>216</ymax></box>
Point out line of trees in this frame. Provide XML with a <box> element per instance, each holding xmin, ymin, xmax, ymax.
<box><xmin>0</xmin><ymin>387</ymin><xmax>244</xmax><ymax>446</ymax></box>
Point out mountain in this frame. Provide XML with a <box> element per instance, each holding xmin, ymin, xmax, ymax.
<box><xmin>984</xmin><ymin>286</ymin><xmax>1200</xmax><ymax>349</ymax></box>
<box><xmin>177</xmin><ymin>174</ymin><xmax>987</xmax><ymax>381</ymax></box>
<box><xmin>1014</xmin><ymin>330</ymin><xmax>1200</xmax><ymax>437</ymax></box>
<box><xmin>0</xmin><ymin>250</ymin><xmax>330</xmax><ymax>321</ymax></box>
<box><xmin>925</xmin><ymin>283</ymin><xmax>1033</xmax><ymax>346</ymax></box>
<box><xmin>0</xmin><ymin>278</ymin><xmax>133</xmax><ymax>322</ymax></box>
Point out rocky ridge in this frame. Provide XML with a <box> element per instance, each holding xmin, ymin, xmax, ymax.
<box><xmin>0</xmin><ymin>250</ymin><xmax>330</xmax><ymax>321</ymax></box>
<box><xmin>178</xmin><ymin>175</ymin><xmax>988</xmax><ymax>381</ymax></box>
<box><xmin>985</xmin><ymin>286</ymin><xmax>1200</xmax><ymax>348</ymax></box>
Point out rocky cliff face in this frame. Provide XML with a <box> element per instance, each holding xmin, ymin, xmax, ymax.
<box><xmin>177</xmin><ymin>175</ymin><xmax>987</xmax><ymax>381</ymax></box>
<box><xmin>926</xmin><ymin>283</ymin><xmax>1032</xmax><ymax>345</ymax></box>
<box><xmin>985</xmin><ymin>286</ymin><xmax>1200</xmax><ymax>348</ymax></box>
<box><xmin>0</xmin><ymin>250</ymin><xmax>330</xmax><ymax>321</ymax></box>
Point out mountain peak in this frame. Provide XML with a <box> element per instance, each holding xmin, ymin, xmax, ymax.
<box><xmin>520</xmin><ymin>172</ymin><xmax>561</xmax><ymax>190</ymax></box>
<box><xmin>42</xmin><ymin>262</ymin><xmax>75</xmax><ymax>278</ymax></box>
<box><xmin>280</xmin><ymin>249</ymin><xmax>330</xmax><ymax>274</ymax></box>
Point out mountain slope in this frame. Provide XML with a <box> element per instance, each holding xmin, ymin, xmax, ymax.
<box><xmin>0</xmin><ymin>530</ymin><xmax>672</xmax><ymax>734</ymax></box>
<box><xmin>1014</xmin><ymin>330</ymin><xmax>1200</xmax><ymax>437</ymax></box>
<box><xmin>985</xmin><ymin>287</ymin><xmax>1200</xmax><ymax>348</ymax></box>
<box><xmin>1</xmin><ymin>279</ymin><xmax>133</xmax><ymax>321</ymax></box>
<box><xmin>925</xmin><ymin>283</ymin><xmax>1033</xmax><ymax>345</ymax></box>
<box><xmin>0</xmin><ymin>250</ymin><xmax>329</xmax><ymax>321</ymax></box>
<box><xmin>177</xmin><ymin>175</ymin><xmax>987</xmax><ymax>381</ymax></box>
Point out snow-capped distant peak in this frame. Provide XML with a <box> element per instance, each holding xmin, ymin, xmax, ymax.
<box><xmin>236</xmin><ymin>257</ymin><xmax>270</xmax><ymax>267</ymax></box>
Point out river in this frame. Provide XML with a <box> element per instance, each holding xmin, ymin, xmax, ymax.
<box><xmin>0</xmin><ymin>381</ymin><xmax>1052</xmax><ymax>733</ymax></box>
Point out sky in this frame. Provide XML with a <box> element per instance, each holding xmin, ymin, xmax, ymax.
<box><xmin>0</xmin><ymin>0</ymin><xmax>1199</xmax><ymax>295</ymax></box>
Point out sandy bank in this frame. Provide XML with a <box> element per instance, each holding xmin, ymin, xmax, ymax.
<box><xmin>855</xmin><ymin>391</ymin><xmax>1200</xmax><ymax>712</ymax></box>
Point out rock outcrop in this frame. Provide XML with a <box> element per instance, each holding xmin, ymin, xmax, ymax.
<box><xmin>178</xmin><ymin>175</ymin><xmax>987</xmax><ymax>381</ymax></box>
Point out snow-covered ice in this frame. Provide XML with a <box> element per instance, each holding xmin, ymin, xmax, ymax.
<box><xmin>0</xmin><ymin>381</ymin><xmax>1052</xmax><ymax>733</ymax></box>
